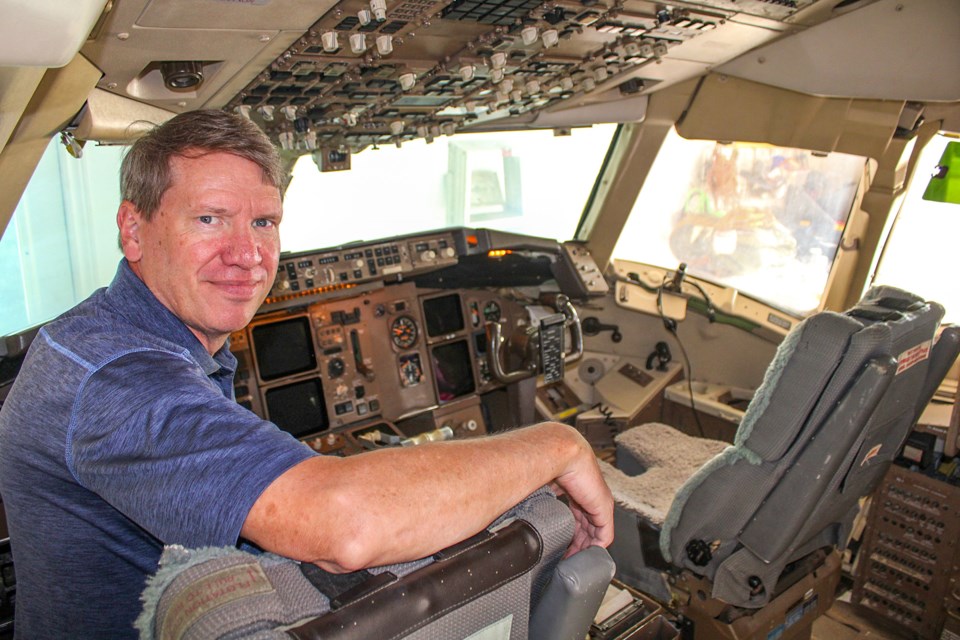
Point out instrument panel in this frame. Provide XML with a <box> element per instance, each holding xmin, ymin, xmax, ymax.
<box><xmin>263</xmin><ymin>230</ymin><xmax>460</xmax><ymax>312</ymax></box>
<box><xmin>232</xmin><ymin>227</ymin><xmax>605</xmax><ymax>451</ymax></box>
<box><xmin>232</xmin><ymin>281</ymin><xmax>527</xmax><ymax>450</ymax></box>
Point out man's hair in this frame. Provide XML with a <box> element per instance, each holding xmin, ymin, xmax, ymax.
<box><xmin>120</xmin><ymin>110</ymin><xmax>283</xmax><ymax>220</ymax></box>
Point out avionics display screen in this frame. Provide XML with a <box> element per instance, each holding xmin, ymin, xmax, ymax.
<box><xmin>431</xmin><ymin>339</ymin><xmax>476</xmax><ymax>403</ymax></box>
<box><xmin>252</xmin><ymin>316</ymin><xmax>317</xmax><ymax>381</ymax></box>
<box><xmin>423</xmin><ymin>293</ymin><xmax>465</xmax><ymax>338</ymax></box>
<box><xmin>265</xmin><ymin>378</ymin><xmax>328</xmax><ymax>437</ymax></box>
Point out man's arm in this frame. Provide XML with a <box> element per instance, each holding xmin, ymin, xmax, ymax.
<box><xmin>241</xmin><ymin>422</ymin><xmax>613</xmax><ymax>572</ymax></box>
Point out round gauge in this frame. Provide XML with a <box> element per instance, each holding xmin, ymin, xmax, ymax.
<box><xmin>483</xmin><ymin>301</ymin><xmax>502</xmax><ymax>323</ymax></box>
<box><xmin>399</xmin><ymin>355</ymin><xmax>423</xmax><ymax>387</ymax></box>
<box><xmin>391</xmin><ymin>315</ymin><xmax>419</xmax><ymax>349</ymax></box>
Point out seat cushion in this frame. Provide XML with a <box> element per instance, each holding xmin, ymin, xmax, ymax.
<box><xmin>599</xmin><ymin>424</ymin><xmax>728</xmax><ymax>528</ymax></box>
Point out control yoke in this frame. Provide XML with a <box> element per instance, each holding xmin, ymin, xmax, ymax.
<box><xmin>486</xmin><ymin>294</ymin><xmax>584</xmax><ymax>385</ymax></box>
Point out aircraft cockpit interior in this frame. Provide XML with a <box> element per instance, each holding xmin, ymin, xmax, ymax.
<box><xmin>1</xmin><ymin>0</ymin><xmax>960</xmax><ymax>638</ymax></box>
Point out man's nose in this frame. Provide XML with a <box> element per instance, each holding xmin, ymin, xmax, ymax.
<box><xmin>224</xmin><ymin>225</ymin><xmax>262</xmax><ymax>268</ymax></box>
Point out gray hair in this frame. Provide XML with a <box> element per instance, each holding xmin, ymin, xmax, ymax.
<box><xmin>120</xmin><ymin>110</ymin><xmax>283</xmax><ymax>220</ymax></box>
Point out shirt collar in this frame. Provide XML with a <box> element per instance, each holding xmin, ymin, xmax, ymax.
<box><xmin>104</xmin><ymin>259</ymin><xmax>236</xmax><ymax>377</ymax></box>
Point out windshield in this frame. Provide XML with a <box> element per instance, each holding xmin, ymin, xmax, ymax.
<box><xmin>612</xmin><ymin>128</ymin><xmax>866</xmax><ymax>316</ymax></box>
<box><xmin>280</xmin><ymin>125</ymin><xmax>617</xmax><ymax>253</ymax></box>
<box><xmin>1</xmin><ymin>125</ymin><xmax>617</xmax><ymax>339</ymax></box>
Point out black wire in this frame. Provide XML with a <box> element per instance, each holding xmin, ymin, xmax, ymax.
<box><xmin>590</xmin><ymin>402</ymin><xmax>616</xmax><ymax>425</ymax></box>
<box><xmin>656</xmin><ymin>277</ymin><xmax>706</xmax><ymax>438</ymax></box>
<box><xmin>673</xmin><ymin>332</ymin><xmax>706</xmax><ymax>438</ymax></box>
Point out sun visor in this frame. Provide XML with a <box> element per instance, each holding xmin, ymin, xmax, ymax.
<box><xmin>0</xmin><ymin>0</ymin><xmax>108</xmax><ymax>67</ymax></box>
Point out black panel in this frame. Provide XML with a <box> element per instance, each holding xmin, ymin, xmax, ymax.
<box><xmin>423</xmin><ymin>294</ymin><xmax>464</xmax><ymax>337</ymax></box>
<box><xmin>431</xmin><ymin>340</ymin><xmax>475</xmax><ymax>402</ymax></box>
<box><xmin>252</xmin><ymin>317</ymin><xmax>317</xmax><ymax>381</ymax></box>
<box><xmin>265</xmin><ymin>378</ymin><xmax>328</xmax><ymax>437</ymax></box>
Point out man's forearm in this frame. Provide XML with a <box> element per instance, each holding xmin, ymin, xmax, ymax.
<box><xmin>242</xmin><ymin>422</ymin><xmax>612</xmax><ymax>571</ymax></box>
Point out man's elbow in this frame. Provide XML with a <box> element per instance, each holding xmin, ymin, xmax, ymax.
<box><xmin>300</xmin><ymin>492</ymin><xmax>383</xmax><ymax>572</ymax></box>
<box><xmin>313</xmin><ymin>535</ymin><xmax>377</xmax><ymax>574</ymax></box>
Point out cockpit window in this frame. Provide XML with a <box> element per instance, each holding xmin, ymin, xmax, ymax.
<box><xmin>612</xmin><ymin>128</ymin><xmax>866</xmax><ymax>316</ymax></box>
<box><xmin>0</xmin><ymin>139</ymin><xmax>124</xmax><ymax>338</ymax></box>
<box><xmin>280</xmin><ymin>125</ymin><xmax>618</xmax><ymax>253</ymax></box>
<box><xmin>873</xmin><ymin>133</ymin><xmax>959</xmax><ymax>324</ymax></box>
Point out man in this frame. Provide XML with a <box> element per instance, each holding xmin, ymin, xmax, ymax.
<box><xmin>0</xmin><ymin>110</ymin><xmax>613</xmax><ymax>638</ymax></box>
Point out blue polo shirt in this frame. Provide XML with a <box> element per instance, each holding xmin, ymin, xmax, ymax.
<box><xmin>0</xmin><ymin>260</ymin><xmax>316</xmax><ymax>638</ymax></box>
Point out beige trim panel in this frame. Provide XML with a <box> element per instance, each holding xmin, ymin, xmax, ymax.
<box><xmin>0</xmin><ymin>55</ymin><xmax>102</xmax><ymax>239</ymax></box>
<box><xmin>679</xmin><ymin>74</ymin><xmax>903</xmax><ymax>160</ymax></box>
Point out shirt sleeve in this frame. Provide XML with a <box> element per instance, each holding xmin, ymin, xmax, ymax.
<box><xmin>69</xmin><ymin>348</ymin><xmax>317</xmax><ymax>547</ymax></box>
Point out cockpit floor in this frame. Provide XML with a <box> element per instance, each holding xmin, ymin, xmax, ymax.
<box><xmin>813</xmin><ymin>594</ymin><xmax>913</xmax><ymax>640</ymax></box>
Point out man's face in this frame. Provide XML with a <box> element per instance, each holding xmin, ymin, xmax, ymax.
<box><xmin>119</xmin><ymin>152</ymin><xmax>282</xmax><ymax>353</ymax></box>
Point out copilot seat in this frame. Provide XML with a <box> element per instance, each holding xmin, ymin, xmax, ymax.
<box><xmin>600</xmin><ymin>286</ymin><xmax>960</xmax><ymax>639</ymax></box>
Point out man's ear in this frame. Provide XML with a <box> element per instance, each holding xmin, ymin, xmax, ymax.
<box><xmin>117</xmin><ymin>201</ymin><xmax>144</xmax><ymax>262</ymax></box>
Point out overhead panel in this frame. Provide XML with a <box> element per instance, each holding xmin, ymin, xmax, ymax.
<box><xmin>78</xmin><ymin>0</ymin><xmax>817</xmax><ymax>152</ymax></box>
<box><xmin>222</xmin><ymin>1</ymin><xmax>739</xmax><ymax>153</ymax></box>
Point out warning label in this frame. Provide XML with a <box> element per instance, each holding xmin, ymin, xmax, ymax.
<box><xmin>896</xmin><ymin>340</ymin><xmax>931</xmax><ymax>375</ymax></box>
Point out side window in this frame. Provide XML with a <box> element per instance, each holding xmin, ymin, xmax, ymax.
<box><xmin>873</xmin><ymin>133</ymin><xmax>959</xmax><ymax>324</ymax></box>
<box><xmin>0</xmin><ymin>139</ymin><xmax>124</xmax><ymax>337</ymax></box>
<box><xmin>612</xmin><ymin>128</ymin><xmax>866</xmax><ymax>316</ymax></box>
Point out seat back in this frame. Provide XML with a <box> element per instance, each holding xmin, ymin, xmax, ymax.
<box><xmin>138</xmin><ymin>489</ymin><xmax>615</xmax><ymax>640</ymax></box>
<box><xmin>661</xmin><ymin>286</ymin><xmax>958</xmax><ymax>607</ymax></box>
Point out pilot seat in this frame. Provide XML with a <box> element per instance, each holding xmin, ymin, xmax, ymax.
<box><xmin>599</xmin><ymin>285</ymin><xmax>960</xmax><ymax>640</ymax></box>
<box><xmin>137</xmin><ymin>488</ymin><xmax>615</xmax><ymax>640</ymax></box>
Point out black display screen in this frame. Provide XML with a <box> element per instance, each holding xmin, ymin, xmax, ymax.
<box><xmin>431</xmin><ymin>339</ymin><xmax>476</xmax><ymax>403</ymax></box>
<box><xmin>265</xmin><ymin>378</ymin><xmax>328</xmax><ymax>437</ymax></box>
<box><xmin>423</xmin><ymin>293</ymin><xmax>465</xmax><ymax>338</ymax></box>
<box><xmin>252</xmin><ymin>316</ymin><xmax>317</xmax><ymax>381</ymax></box>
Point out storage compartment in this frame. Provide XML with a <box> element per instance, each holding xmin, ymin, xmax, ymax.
<box><xmin>590</xmin><ymin>580</ymin><xmax>666</xmax><ymax>640</ymax></box>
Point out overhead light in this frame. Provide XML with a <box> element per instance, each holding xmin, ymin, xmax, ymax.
<box><xmin>160</xmin><ymin>61</ymin><xmax>204</xmax><ymax>90</ymax></box>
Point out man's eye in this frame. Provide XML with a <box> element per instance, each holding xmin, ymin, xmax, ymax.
<box><xmin>199</xmin><ymin>215</ymin><xmax>214</xmax><ymax>224</ymax></box>
<box><xmin>253</xmin><ymin>218</ymin><xmax>276</xmax><ymax>228</ymax></box>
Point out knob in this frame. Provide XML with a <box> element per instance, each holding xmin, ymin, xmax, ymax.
<box><xmin>521</xmin><ymin>26</ymin><xmax>538</xmax><ymax>46</ymax></box>
<box><xmin>349</xmin><ymin>33</ymin><xmax>367</xmax><ymax>54</ymax></box>
<box><xmin>376</xmin><ymin>35</ymin><xmax>393</xmax><ymax>55</ymax></box>
<box><xmin>257</xmin><ymin>105</ymin><xmax>275</xmax><ymax>121</ymax></box>
<box><xmin>321</xmin><ymin>31</ymin><xmax>339</xmax><ymax>52</ymax></box>
<box><xmin>399</xmin><ymin>73</ymin><xmax>416</xmax><ymax>91</ymax></box>
<box><xmin>685</xmin><ymin>539</ymin><xmax>712</xmax><ymax>566</ymax></box>
<box><xmin>328</xmin><ymin>357</ymin><xmax>346</xmax><ymax>378</ymax></box>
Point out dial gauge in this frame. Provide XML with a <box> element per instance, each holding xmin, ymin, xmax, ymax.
<box><xmin>391</xmin><ymin>315</ymin><xmax>419</xmax><ymax>349</ymax></box>
<box><xmin>398</xmin><ymin>353</ymin><xmax>423</xmax><ymax>387</ymax></box>
<box><xmin>483</xmin><ymin>301</ymin><xmax>502</xmax><ymax>323</ymax></box>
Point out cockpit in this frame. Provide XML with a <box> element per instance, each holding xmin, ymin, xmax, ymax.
<box><xmin>1</xmin><ymin>0</ymin><xmax>960</xmax><ymax>638</ymax></box>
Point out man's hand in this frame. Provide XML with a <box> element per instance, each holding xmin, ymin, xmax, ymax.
<box><xmin>544</xmin><ymin>423</ymin><xmax>615</xmax><ymax>555</ymax></box>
